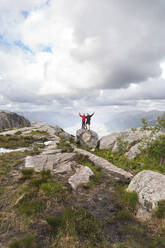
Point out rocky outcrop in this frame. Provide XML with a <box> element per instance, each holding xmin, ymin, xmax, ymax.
<box><xmin>73</xmin><ymin>147</ymin><xmax>133</xmax><ymax>180</ymax></box>
<box><xmin>0</xmin><ymin>111</ymin><xmax>31</xmax><ymax>130</ymax></box>
<box><xmin>99</xmin><ymin>129</ymin><xmax>165</xmax><ymax>159</ymax></box>
<box><xmin>75</xmin><ymin>129</ymin><xmax>98</xmax><ymax>149</ymax></box>
<box><xmin>25</xmin><ymin>136</ymin><xmax>94</xmax><ymax>190</ymax></box>
<box><xmin>52</xmin><ymin>125</ymin><xmax>73</xmax><ymax>142</ymax></box>
<box><xmin>127</xmin><ymin>170</ymin><xmax>165</xmax><ymax>219</ymax></box>
<box><xmin>68</xmin><ymin>166</ymin><xmax>94</xmax><ymax>190</ymax></box>
<box><xmin>99</xmin><ymin>132</ymin><xmax>119</xmax><ymax>150</ymax></box>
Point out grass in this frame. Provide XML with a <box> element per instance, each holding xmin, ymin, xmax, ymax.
<box><xmin>94</xmin><ymin>143</ymin><xmax>165</xmax><ymax>175</ymax></box>
<box><xmin>116</xmin><ymin>209</ymin><xmax>133</xmax><ymax>222</ymax></box>
<box><xmin>40</xmin><ymin>181</ymin><xmax>63</xmax><ymax>196</ymax></box>
<box><xmin>29</xmin><ymin>130</ymin><xmax>49</xmax><ymax>136</ymax></box>
<box><xmin>17</xmin><ymin>169</ymin><xmax>66</xmax><ymax>216</ymax></box>
<box><xmin>15</xmin><ymin>131</ymin><xmax>22</xmax><ymax>135</ymax></box>
<box><xmin>9</xmin><ymin>233</ymin><xmax>37</xmax><ymax>248</ymax></box>
<box><xmin>114</xmin><ymin>181</ymin><xmax>138</xmax><ymax>211</ymax></box>
<box><xmin>46</xmin><ymin>207</ymin><xmax>105</xmax><ymax>248</ymax></box>
<box><xmin>17</xmin><ymin>196</ymin><xmax>45</xmax><ymax>216</ymax></box>
<box><xmin>21</xmin><ymin>168</ymin><xmax>35</xmax><ymax>180</ymax></box>
<box><xmin>57</xmin><ymin>138</ymin><xmax>74</xmax><ymax>153</ymax></box>
<box><xmin>0</xmin><ymin>134</ymin><xmax>35</xmax><ymax>149</ymax></box>
<box><xmin>0</xmin><ymin>148</ymin><xmax>41</xmax><ymax>180</ymax></box>
<box><xmin>153</xmin><ymin>200</ymin><xmax>165</xmax><ymax>218</ymax></box>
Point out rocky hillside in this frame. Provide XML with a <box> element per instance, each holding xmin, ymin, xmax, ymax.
<box><xmin>0</xmin><ymin>124</ymin><xmax>165</xmax><ymax>248</ymax></box>
<box><xmin>0</xmin><ymin>111</ymin><xmax>31</xmax><ymax>130</ymax></box>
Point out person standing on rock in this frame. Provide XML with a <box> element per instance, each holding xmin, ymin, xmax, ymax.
<box><xmin>79</xmin><ymin>113</ymin><xmax>86</xmax><ymax>129</ymax></box>
<box><xmin>86</xmin><ymin>112</ymin><xmax>95</xmax><ymax>130</ymax></box>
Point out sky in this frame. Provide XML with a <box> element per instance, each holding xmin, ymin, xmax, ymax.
<box><xmin>0</xmin><ymin>0</ymin><xmax>165</xmax><ymax>136</ymax></box>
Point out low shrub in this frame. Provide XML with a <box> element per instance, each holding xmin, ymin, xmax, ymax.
<box><xmin>29</xmin><ymin>130</ymin><xmax>49</xmax><ymax>135</ymax></box>
<box><xmin>9</xmin><ymin>233</ymin><xmax>36</xmax><ymax>248</ymax></box>
<box><xmin>117</xmin><ymin>209</ymin><xmax>133</xmax><ymax>222</ymax></box>
<box><xmin>21</xmin><ymin>168</ymin><xmax>34</xmax><ymax>180</ymax></box>
<box><xmin>15</xmin><ymin>131</ymin><xmax>22</xmax><ymax>135</ymax></box>
<box><xmin>17</xmin><ymin>195</ymin><xmax>45</xmax><ymax>216</ymax></box>
<box><xmin>154</xmin><ymin>200</ymin><xmax>165</xmax><ymax>218</ymax></box>
<box><xmin>46</xmin><ymin>207</ymin><xmax>104</xmax><ymax>247</ymax></box>
<box><xmin>40</xmin><ymin>181</ymin><xmax>63</xmax><ymax>196</ymax></box>
<box><xmin>57</xmin><ymin>139</ymin><xmax>73</xmax><ymax>153</ymax></box>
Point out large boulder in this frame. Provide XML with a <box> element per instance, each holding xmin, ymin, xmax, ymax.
<box><xmin>0</xmin><ymin>111</ymin><xmax>31</xmax><ymax>130</ymax></box>
<box><xmin>75</xmin><ymin>129</ymin><xmax>98</xmax><ymax>149</ymax></box>
<box><xmin>127</xmin><ymin>170</ymin><xmax>165</xmax><ymax>219</ymax></box>
<box><xmin>99</xmin><ymin>132</ymin><xmax>119</xmax><ymax>150</ymax></box>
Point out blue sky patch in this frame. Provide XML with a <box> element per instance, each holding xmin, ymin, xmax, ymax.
<box><xmin>0</xmin><ymin>34</ymin><xmax>10</xmax><ymax>48</ymax></box>
<box><xmin>42</xmin><ymin>46</ymin><xmax>52</xmax><ymax>53</ymax></box>
<box><xmin>46</xmin><ymin>0</ymin><xmax>51</xmax><ymax>5</ymax></box>
<box><xmin>14</xmin><ymin>40</ymin><xmax>32</xmax><ymax>53</ymax></box>
<box><xmin>22</xmin><ymin>10</ymin><xmax>29</xmax><ymax>18</ymax></box>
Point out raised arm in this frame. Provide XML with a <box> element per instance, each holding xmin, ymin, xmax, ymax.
<box><xmin>90</xmin><ymin>112</ymin><xmax>95</xmax><ymax>117</ymax></box>
<box><xmin>79</xmin><ymin>112</ymin><xmax>82</xmax><ymax>117</ymax></box>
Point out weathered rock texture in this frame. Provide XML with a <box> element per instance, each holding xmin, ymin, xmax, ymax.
<box><xmin>127</xmin><ymin>170</ymin><xmax>165</xmax><ymax>219</ymax></box>
<box><xmin>74</xmin><ymin>147</ymin><xmax>133</xmax><ymax>180</ymax></box>
<box><xmin>0</xmin><ymin>111</ymin><xmax>31</xmax><ymax>130</ymax></box>
<box><xmin>75</xmin><ymin>129</ymin><xmax>98</xmax><ymax>149</ymax></box>
<box><xmin>99</xmin><ymin>129</ymin><xmax>164</xmax><ymax>159</ymax></box>
<box><xmin>53</xmin><ymin>125</ymin><xmax>73</xmax><ymax>141</ymax></box>
<box><xmin>24</xmin><ymin>136</ymin><xmax>93</xmax><ymax>190</ymax></box>
<box><xmin>68</xmin><ymin>166</ymin><xmax>94</xmax><ymax>190</ymax></box>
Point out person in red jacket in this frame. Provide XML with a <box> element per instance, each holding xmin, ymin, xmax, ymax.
<box><xmin>79</xmin><ymin>113</ymin><xmax>86</xmax><ymax>129</ymax></box>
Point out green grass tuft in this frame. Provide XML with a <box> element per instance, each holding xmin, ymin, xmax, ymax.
<box><xmin>46</xmin><ymin>207</ymin><xmax>104</xmax><ymax>247</ymax></box>
<box><xmin>40</xmin><ymin>181</ymin><xmax>63</xmax><ymax>196</ymax></box>
<box><xmin>9</xmin><ymin>233</ymin><xmax>36</xmax><ymax>248</ymax></box>
<box><xmin>57</xmin><ymin>138</ymin><xmax>74</xmax><ymax>153</ymax></box>
<box><xmin>154</xmin><ymin>200</ymin><xmax>165</xmax><ymax>218</ymax></box>
<box><xmin>29</xmin><ymin>130</ymin><xmax>49</xmax><ymax>135</ymax></box>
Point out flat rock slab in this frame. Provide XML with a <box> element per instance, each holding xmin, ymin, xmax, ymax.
<box><xmin>68</xmin><ymin>166</ymin><xmax>94</xmax><ymax>190</ymax></box>
<box><xmin>51</xmin><ymin>152</ymin><xmax>75</xmax><ymax>165</ymax></box>
<box><xmin>74</xmin><ymin>147</ymin><xmax>133</xmax><ymax>180</ymax></box>
<box><xmin>53</xmin><ymin>161</ymin><xmax>77</xmax><ymax>174</ymax></box>
<box><xmin>25</xmin><ymin>155</ymin><xmax>55</xmax><ymax>171</ymax></box>
<box><xmin>25</xmin><ymin>152</ymin><xmax>76</xmax><ymax>172</ymax></box>
<box><xmin>127</xmin><ymin>170</ymin><xmax>165</xmax><ymax>219</ymax></box>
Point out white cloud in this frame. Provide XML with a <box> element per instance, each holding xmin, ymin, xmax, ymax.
<box><xmin>0</xmin><ymin>0</ymin><xmax>165</xmax><ymax>134</ymax></box>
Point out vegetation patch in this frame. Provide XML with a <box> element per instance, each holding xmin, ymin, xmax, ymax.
<box><xmin>21</xmin><ymin>168</ymin><xmax>35</xmax><ymax>180</ymax></box>
<box><xmin>47</xmin><ymin>207</ymin><xmax>104</xmax><ymax>248</ymax></box>
<box><xmin>115</xmin><ymin>181</ymin><xmax>138</xmax><ymax>211</ymax></box>
<box><xmin>0</xmin><ymin>135</ymin><xmax>35</xmax><ymax>149</ymax></box>
<box><xmin>29</xmin><ymin>130</ymin><xmax>49</xmax><ymax>136</ymax></box>
<box><xmin>40</xmin><ymin>181</ymin><xmax>63</xmax><ymax>196</ymax></box>
<box><xmin>9</xmin><ymin>233</ymin><xmax>37</xmax><ymax>248</ymax></box>
<box><xmin>57</xmin><ymin>138</ymin><xmax>74</xmax><ymax>152</ymax></box>
<box><xmin>15</xmin><ymin>131</ymin><xmax>22</xmax><ymax>135</ymax></box>
<box><xmin>153</xmin><ymin>200</ymin><xmax>165</xmax><ymax>219</ymax></box>
<box><xmin>16</xmin><ymin>169</ymin><xmax>66</xmax><ymax>217</ymax></box>
<box><xmin>17</xmin><ymin>196</ymin><xmax>45</xmax><ymax>216</ymax></box>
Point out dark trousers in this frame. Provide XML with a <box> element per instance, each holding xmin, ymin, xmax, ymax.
<box><xmin>82</xmin><ymin>121</ymin><xmax>86</xmax><ymax>129</ymax></box>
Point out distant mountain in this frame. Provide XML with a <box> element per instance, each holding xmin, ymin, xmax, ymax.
<box><xmin>106</xmin><ymin>110</ymin><xmax>165</xmax><ymax>132</ymax></box>
<box><xmin>0</xmin><ymin>111</ymin><xmax>31</xmax><ymax>130</ymax></box>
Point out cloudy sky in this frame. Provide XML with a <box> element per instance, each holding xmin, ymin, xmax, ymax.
<box><xmin>0</xmin><ymin>0</ymin><xmax>165</xmax><ymax>136</ymax></box>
